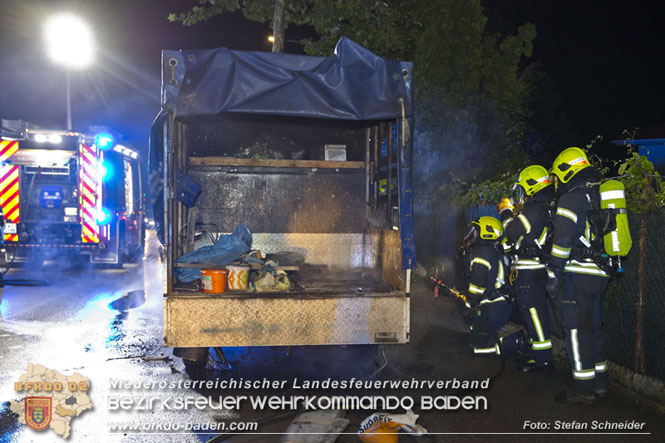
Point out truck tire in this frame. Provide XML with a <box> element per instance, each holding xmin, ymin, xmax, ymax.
<box><xmin>174</xmin><ymin>347</ymin><xmax>209</xmax><ymax>379</ymax></box>
<box><xmin>183</xmin><ymin>359</ymin><xmax>207</xmax><ymax>380</ymax></box>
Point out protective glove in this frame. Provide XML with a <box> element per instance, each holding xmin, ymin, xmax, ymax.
<box><xmin>546</xmin><ymin>274</ymin><xmax>560</xmax><ymax>299</ymax></box>
<box><xmin>459</xmin><ymin>300</ymin><xmax>476</xmax><ymax>325</ymax></box>
<box><xmin>496</xmin><ymin>198</ymin><xmax>515</xmax><ymax>215</ymax></box>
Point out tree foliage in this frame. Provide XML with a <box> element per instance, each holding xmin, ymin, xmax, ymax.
<box><xmin>169</xmin><ymin>0</ymin><xmax>291</xmax><ymax>27</ymax></box>
<box><xmin>583</xmin><ymin>131</ymin><xmax>665</xmax><ymax>213</ymax></box>
<box><xmin>169</xmin><ymin>1</ymin><xmax>538</xmax><ymax>203</ymax></box>
<box><xmin>619</xmin><ymin>151</ymin><xmax>665</xmax><ymax>213</ymax></box>
<box><xmin>617</xmin><ymin>131</ymin><xmax>665</xmax><ymax>214</ymax></box>
<box><xmin>438</xmin><ymin>174</ymin><xmax>516</xmax><ymax>208</ymax></box>
<box><xmin>412</xmin><ymin>2</ymin><xmax>536</xmax><ymax>201</ymax></box>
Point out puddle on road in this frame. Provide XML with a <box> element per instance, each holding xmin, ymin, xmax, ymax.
<box><xmin>108</xmin><ymin>290</ymin><xmax>146</xmax><ymax>312</ymax></box>
<box><xmin>0</xmin><ymin>247</ymin><xmax>386</xmax><ymax>441</ymax></box>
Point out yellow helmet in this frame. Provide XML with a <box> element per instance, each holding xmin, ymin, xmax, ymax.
<box><xmin>473</xmin><ymin>216</ymin><xmax>503</xmax><ymax>240</ymax></box>
<box><xmin>516</xmin><ymin>165</ymin><xmax>552</xmax><ymax>196</ymax></box>
<box><xmin>551</xmin><ymin>147</ymin><xmax>591</xmax><ymax>183</ymax></box>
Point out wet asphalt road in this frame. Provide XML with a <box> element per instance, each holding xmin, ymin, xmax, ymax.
<box><xmin>0</xmin><ymin>257</ymin><xmax>223</xmax><ymax>443</ymax></box>
<box><xmin>0</xmin><ymin>254</ymin><xmax>382</xmax><ymax>443</ymax></box>
<box><xmin>0</xmin><ymin>255</ymin><xmax>663</xmax><ymax>442</ymax></box>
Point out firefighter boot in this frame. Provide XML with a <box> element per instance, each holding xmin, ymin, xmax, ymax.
<box><xmin>498</xmin><ymin>330</ymin><xmax>527</xmax><ymax>357</ymax></box>
<box><xmin>595</xmin><ymin>370</ymin><xmax>609</xmax><ymax>399</ymax></box>
<box><xmin>520</xmin><ymin>360</ymin><xmax>552</xmax><ymax>373</ymax></box>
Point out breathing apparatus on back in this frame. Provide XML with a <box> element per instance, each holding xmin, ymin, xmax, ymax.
<box><xmin>551</xmin><ymin>147</ymin><xmax>633</xmax><ymax>271</ymax></box>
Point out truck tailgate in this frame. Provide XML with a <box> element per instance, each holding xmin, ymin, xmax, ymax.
<box><xmin>164</xmin><ymin>292</ymin><xmax>409</xmax><ymax>347</ymax></box>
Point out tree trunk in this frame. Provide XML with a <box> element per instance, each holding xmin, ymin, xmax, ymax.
<box><xmin>272</xmin><ymin>0</ymin><xmax>286</xmax><ymax>53</ymax></box>
<box><xmin>634</xmin><ymin>216</ymin><xmax>647</xmax><ymax>374</ymax></box>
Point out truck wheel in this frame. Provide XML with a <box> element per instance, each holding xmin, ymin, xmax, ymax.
<box><xmin>174</xmin><ymin>347</ymin><xmax>209</xmax><ymax>379</ymax></box>
<box><xmin>183</xmin><ymin>359</ymin><xmax>207</xmax><ymax>379</ymax></box>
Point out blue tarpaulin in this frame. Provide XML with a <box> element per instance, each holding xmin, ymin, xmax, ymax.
<box><xmin>175</xmin><ymin>224</ymin><xmax>252</xmax><ymax>282</ymax></box>
<box><xmin>161</xmin><ymin>37</ymin><xmax>412</xmax><ymax>121</ymax></box>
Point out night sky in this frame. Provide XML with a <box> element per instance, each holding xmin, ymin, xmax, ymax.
<box><xmin>1</xmin><ymin>0</ymin><xmax>665</xmax><ymax>154</ymax></box>
<box><xmin>489</xmin><ymin>0</ymin><xmax>665</xmax><ymax>146</ymax></box>
<box><xmin>0</xmin><ymin>0</ymin><xmax>270</xmax><ymax>150</ymax></box>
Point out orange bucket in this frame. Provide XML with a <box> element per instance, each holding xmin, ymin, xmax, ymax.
<box><xmin>200</xmin><ymin>269</ymin><xmax>228</xmax><ymax>293</ymax></box>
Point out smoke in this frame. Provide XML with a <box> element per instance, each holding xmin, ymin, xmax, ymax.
<box><xmin>413</xmin><ymin>93</ymin><xmax>524</xmax><ymax>204</ymax></box>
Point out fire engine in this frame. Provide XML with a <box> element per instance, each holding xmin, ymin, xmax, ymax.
<box><xmin>0</xmin><ymin>119</ymin><xmax>144</xmax><ymax>266</ymax></box>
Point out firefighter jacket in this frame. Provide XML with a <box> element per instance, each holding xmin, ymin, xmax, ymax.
<box><xmin>501</xmin><ymin>191</ymin><xmax>553</xmax><ymax>270</ymax></box>
<box><xmin>466</xmin><ymin>241</ymin><xmax>506</xmax><ymax>306</ymax></box>
<box><xmin>548</xmin><ymin>168</ymin><xmax>609</xmax><ymax>278</ymax></box>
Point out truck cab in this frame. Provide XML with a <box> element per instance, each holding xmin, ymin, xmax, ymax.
<box><xmin>0</xmin><ymin>119</ymin><xmax>144</xmax><ymax>266</ymax></box>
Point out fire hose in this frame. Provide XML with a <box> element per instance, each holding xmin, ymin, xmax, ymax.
<box><xmin>428</xmin><ymin>275</ymin><xmax>472</xmax><ymax>309</ymax></box>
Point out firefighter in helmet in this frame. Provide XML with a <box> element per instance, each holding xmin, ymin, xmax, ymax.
<box><xmin>547</xmin><ymin>147</ymin><xmax>609</xmax><ymax>404</ymax></box>
<box><xmin>499</xmin><ymin>165</ymin><xmax>555</xmax><ymax>371</ymax></box>
<box><xmin>462</xmin><ymin>216</ymin><xmax>512</xmax><ymax>355</ymax></box>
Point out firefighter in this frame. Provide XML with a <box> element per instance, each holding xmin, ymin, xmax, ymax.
<box><xmin>463</xmin><ymin>216</ymin><xmax>512</xmax><ymax>355</ymax></box>
<box><xmin>498</xmin><ymin>165</ymin><xmax>555</xmax><ymax>371</ymax></box>
<box><xmin>546</xmin><ymin>147</ymin><xmax>609</xmax><ymax>404</ymax></box>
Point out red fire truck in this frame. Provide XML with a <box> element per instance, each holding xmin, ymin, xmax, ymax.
<box><xmin>0</xmin><ymin>119</ymin><xmax>144</xmax><ymax>266</ymax></box>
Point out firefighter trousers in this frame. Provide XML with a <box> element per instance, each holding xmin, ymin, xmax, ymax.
<box><xmin>470</xmin><ymin>294</ymin><xmax>512</xmax><ymax>355</ymax></box>
<box><xmin>562</xmin><ymin>272</ymin><xmax>609</xmax><ymax>394</ymax></box>
<box><xmin>513</xmin><ymin>267</ymin><xmax>552</xmax><ymax>366</ymax></box>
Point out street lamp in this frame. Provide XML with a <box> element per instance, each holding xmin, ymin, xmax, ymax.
<box><xmin>44</xmin><ymin>13</ymin><xmax>95</xmax><ymax>131</ymax></box>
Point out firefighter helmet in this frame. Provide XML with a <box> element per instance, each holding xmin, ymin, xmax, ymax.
<box><xmin>551</xmin><ymin>147</ymin><xmax>591</xmax><ymax>183</ymax></box>
<box><xmin>516</xmin><ymin>165</ymin><xmax>551</xmax><ymax>196</ymax></box>
<box><xmin>473</xmin><ymin>216</ymin><xmax>503</xmax><ymax>240</ymax></box>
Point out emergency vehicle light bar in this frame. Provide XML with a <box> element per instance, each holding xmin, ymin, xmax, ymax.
<box><xmin>95</xmin><ymin>133</ymin><xmax>114</xmax><ymax>150</ymax></box>
<box><xmin>113</xmin><ymin>144</ymin><xmax>138</xmax><ymax>159</ymax></box>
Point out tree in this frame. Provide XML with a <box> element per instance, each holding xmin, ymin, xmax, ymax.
<box><xmin>406</xmin><ymin>1</ymin><xmax>536</xmax><ymax>201</ymax></box>
<box><xmin>169</xmin><ymin>1</ymin><xmax>537</xmax><ymax>200</ymax></box>
<box><xmin>168</xmin><ymin>1</ymin><xmax>417</xmax><ymax>57</ymax></box>
<box><xmin>272</xmin><ymin>0</ymin><xmax>286</xmax><ymax>53</ymax></box>
<box><xmin>168</xmin><ymin>0</ymin><xmax>302</xmax><ymax>53</ymax></box>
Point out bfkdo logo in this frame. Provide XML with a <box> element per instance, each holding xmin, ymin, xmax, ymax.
<box><xmin>25</xmin><ymin>397</ymin><xmax>52</xmax><ymax>431</ymax></box>
<box><xmin>11</xmin><ymin>363</ymin><xmax>93</xmax><ymax>438</ymax></box>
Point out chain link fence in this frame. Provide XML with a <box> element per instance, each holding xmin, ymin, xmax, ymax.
<box><xmin>602</xmin><ymin>212</ymin><xmax>665</xmax><ymax>381</ymax></box>
<box><xmin>415</xmin><ymin>204</ymin><xmax>665</xmax><ymax>382</ymax></box>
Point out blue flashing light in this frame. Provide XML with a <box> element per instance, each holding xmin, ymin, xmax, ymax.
<box><xmin>99</xmin><ymin>160</ymin><xmax>114</xmax><ymax>181</ymax></box>
<box><xmin>95</xmin><ymin>133</ymin><xmax>114</xmax><ymax>150</ymax></box>
<box><xmin>97</xmin><ymin>207</ymin><xmax>113</xmax><ymax>225</ymax></box>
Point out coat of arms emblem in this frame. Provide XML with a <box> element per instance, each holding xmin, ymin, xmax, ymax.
<box><xmin>25</xmin><ymin>397</ymin><xmax>52</xmax><ymax>431</ymax></box>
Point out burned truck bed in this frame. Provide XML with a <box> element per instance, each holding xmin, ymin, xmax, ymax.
<box><xmin>162</xmin><ymin>113</ymin><xmax>410</xmax><ymax>347</ymax></box>
<box><xmin>157</xmin><ymin>40</ymin><xmax>414</xmax><ymax>350</ymax></box>
<box><xmin>164</xmin><ymin>265</ymin><xmax>408</xmax><ymax>348</ymax></box>
<box><xmin>289</xmin><ymin>265</ymin><xmax>397</xmax><ymax>295</ymax></box>
<box><xmin>172</xmin><ymin>265</ymin><xmax>399</xmax><ymax>297</ymax></box>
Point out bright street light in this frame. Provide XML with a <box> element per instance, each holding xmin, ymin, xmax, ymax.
<box><xmin>267</xmin><ymin>35</ymin><xmax>301</xmax><ymax>44</ymax></box>
<box><xmin>45</xmin><ymin>14</ymin><xmax>95</xmax><ymax>68</ymax></box>
<box><xmin>44</xmin><ymin>13</ymin><xmax>95</xmax><ymax>130</ymax></box>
